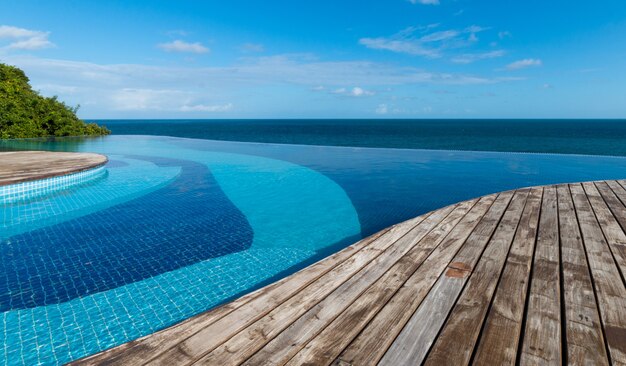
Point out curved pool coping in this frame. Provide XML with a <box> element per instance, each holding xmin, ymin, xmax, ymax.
<box><xmin>73</xmin><ymin>178</ymin><xmax>626</xmax><ymax>365</ymax></box>
<box><xmin>0</xmin><ymin>150</ymin><xmax>108</xmax><ymax>186</ymax></box>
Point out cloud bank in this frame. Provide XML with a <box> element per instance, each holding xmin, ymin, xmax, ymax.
<box><xmin>506</xmin><ymin>58</ymin><xmax>542</xmax><ymax>70</ymax></box>
<box><xmin>157</xmin><ymin>40</ymin><xmax>209</xmax><ymax>54</ymax></box>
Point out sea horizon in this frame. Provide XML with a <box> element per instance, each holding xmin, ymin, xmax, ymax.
<box><xmin>89</xmin><ymin>118</ymin><xmax>626</xmax><ymax>157</ymax></box>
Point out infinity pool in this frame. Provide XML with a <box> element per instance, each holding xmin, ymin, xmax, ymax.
<box><xmin>2</xmin><ymin>135</ymin><xmax>626</xmax><ymax>365</ymax></box>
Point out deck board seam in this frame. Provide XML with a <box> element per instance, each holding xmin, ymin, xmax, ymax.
<box><xmin>557</xmin><ymin>184</ymin><xmax>567</xmax><ymax>366</ymax></box>
<box><xmin>515</xmin><ymin>187</ymin><xmax>544</xmax><ymax>365</ymax></box>
<box><xmin>597</xmin><ymin>181</ymin><xmax>626</xmax><ymax>286</ymax></box>
<box><xmin>186</xmin><ymin>207</ymin><xmax>457</xmax><ymax>365</ymax></box>
<box><xmin>578</xmin><ymin>182</ymin><xmax>626</xmax><ymax>364</ymax></box>
<box><xmin>279</xmin><ymin>198</ymin><xmax>483</xmax><ymax>366</ymax></box>
<box><xmin>355</xmin><ymin>195</ymin><xmax>502</xmax><ymax>365</ymax></box>
<box><xmin>413</xmin><ymin>191</ymin><xmax>517</xmax><ymax>365</ymax></box>
<box><xmin>137</xmin><ymin>226</ymin><xmax>398</xmax><ymax>365</ymax></box>
<box><xmin>466</xmin><ymin>189</ymin><xmax>535</xmax><ymax>365</ymax></box>
<box><xmin>401</xmin><ymin>190</ymin><xmax>520</xmax><ymax>365</ymax></box>
<box><xmin>329</xmin><ymin>194</ymin><xmax>501</xmax><ymax>366</ymax></box>
<box><xmin>567</xmin><ymin>183</ymin><xmax>613</xmax><ymax>365</ymax></box>
<box><xmin>400</xmin><ymin>195</ymin><xmax>510</xmax><ymax>364</ymax></box>
<box><xmin>590</xmin><ymin>181</ymin><xmax>626</xmax><ymax>289</ymax></box>
<box><xmin>86</xmin><ymin>233</ymin><xmax>388</xmax><ymax>366</ymax></box>
<box><xmin>233</xmin><ymin>202</ymin><xmax>472</xmax><ymax>365</ymax></box>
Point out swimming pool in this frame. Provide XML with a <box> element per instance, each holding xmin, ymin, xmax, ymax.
<box><xmin>2</xmin><ymin>135</ymin><xmax>626</xmax><ymax>365</ymax></box>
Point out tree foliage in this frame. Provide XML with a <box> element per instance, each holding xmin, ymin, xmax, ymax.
<box><xmin>0</xmin><ymin>62</ymin><xmax>110</xmax><ymax>139</ymax></box>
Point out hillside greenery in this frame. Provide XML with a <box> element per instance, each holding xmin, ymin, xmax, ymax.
<box><xmin>0</xmin><ymin>62</ymin><xmax>110</xmax><ymax>139</ymax></box>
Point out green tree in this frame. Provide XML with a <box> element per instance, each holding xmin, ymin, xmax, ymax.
<box><xmin>0</xmin><ymin>62</ymin><xmax>110</xmax><ymax>139</ymax></box>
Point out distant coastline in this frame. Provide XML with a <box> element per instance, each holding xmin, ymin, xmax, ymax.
<box><xmin>96</xmin><ymin>119</ymin><xmax>626</xmax><ymax>157</ymax></box>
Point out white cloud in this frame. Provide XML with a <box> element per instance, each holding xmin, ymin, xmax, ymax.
<box><xmin>157</xmin><ymin>40</ymin><xmax>209</xmax><ymax>54</ymax></box>
<box><xmin>420</xmin><ymin>30</ymin><xmax>459</xmax><ymax>42</ymax></box>
<box><xmin>376</xmin><ymin>104</ymin><xmax>389</xmax><ymax>114</ymax></box>
<box><xmin>239</xmin><ymin>43</ymin><xmax>264</xmax><ymax>53</ymax></box>
<box><xmin>8</xmin><ymin>37</ymin><xmax>53</xmax><ymax>50</ymax></box>
<box><xmin>0</xmin><ymin>25</ymin><xmax>54</xmax><ymax>50</ymax></box>
<box><xmin>465</xmin><ymin>26</ymin><xmax>488</xmax><ymax>42</ymax></box>
<box><xmin>110</xmin><ymin>88</ymin><xmax>190</xmax><ymax>111</ymax></box>
<box><xmin>451</xmin><ymin>50</ymin><xmax>505</xmax><ymax>64</ymax></box>
<box><xmin>0</xmin><ymin>25</ymin><xmax>41</xmax><ymax>39</ymax></box>
<box><xmin>505</xmin><ymin>58</ymin><xmax>542</xmax><ymax>70</ymax></box>
<box><xmin>409</xmin><ymin>0</ymin><xmax>440</xmax><ymax>5</ymax></box>
<box><xmin>332</xmin><ymin>87</ymin><xmax>375</xmax><ymax>97</ymax></box>
<box><xmin>359</xmin><ymin>25</ymin><xmax>488</xmax><ymax>58</ymax></box>
<box><xmin>110</xmin><ymin>88</ymin><xmax>233</xmax><ymax>113</ymax></box>
<box><xmin>359</xmin><ymin>36</ymin><xmax>440</xmax><ymax>58</ymax></box>
<box><xmin>180</xmin><ymin>103</ymin><xmax>233</xmax><ymax>112</ymax></box>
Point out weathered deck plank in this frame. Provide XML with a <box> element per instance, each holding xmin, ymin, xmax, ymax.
<box><xmin>72</xmin><ymin>180</ymin><xmax>626</xmax><ymax>366</ymax></box>
<box><xmin>279</xmin><ymin>199</ymin><xmax>478</xmax><ymax>366</ymax></box>
<box><xmin>558</xmin><ymin>184</ymin><xmax>609</xmax><ymax>366</ymax></box>
<box><xmin>419</xmin><ymin>189</ymin><xmax>530</xmax><ymax>366</ymax></box>
<box><xmin>77</xmin><ymin>227</ymin><xmax>392</xmax><ymax>366</ymax></box>
<box><xmin>597</xmin><ymin>181</ymin><xmax>626</xmax><ymax>277</ymax></box>
<box><xmin>147</xmin><ymin>206</ymin><xmax>455</xmax><ymax>365</ymax></box>
<box><xmin>330</xmin><ymin>194</ymin><xmax>499</xmax><ymax>366</ymax></box>
<box><xmin>472</xmin><ymin>187</ymin><xmax>543</xmax><ymax>365</ymax></box>
<box><xmin>520</xmin><ymin>186</ymin><xmax>562</xmax><ymax>365</ymax></box>
<box><xmin>191</xmin><ymin>205</ymin><xmax>458</xmax><ymax>366</ymax></box>
<box><xmin>573</xmin><ymin>183</ymin><xmax>626</xmax><ymax>364</ymax></box>
<box><xmin>0</xmin><ymin>151</ymin><xmax>107</xmax><ymax>186</ymax></box>
<box><xmin>375</xmin><ymin>191</ymin><xmax>517</xmax><ymax>366</ymax></box>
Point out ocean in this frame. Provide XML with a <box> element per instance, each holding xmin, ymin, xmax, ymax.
<box><xmin>98</xmin><ymin>119</ymin><xmax>626</xmax><ymax>156</ymax></box>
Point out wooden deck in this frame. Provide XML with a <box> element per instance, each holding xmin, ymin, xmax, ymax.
<box><xmin>73</xmin><ymin>180</ymin><xmax>626</xmax><ymax>366</ymax></box>
<box><xmin>0</xmin><ymin>151</ymin><xmax>108</xmax><ymax>186</ymax></box>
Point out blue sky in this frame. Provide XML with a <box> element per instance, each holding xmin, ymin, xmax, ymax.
<box><xmin>1</xmin><ymin>0</ymin><xmax>625</xmax><ymax>119</ymax></box>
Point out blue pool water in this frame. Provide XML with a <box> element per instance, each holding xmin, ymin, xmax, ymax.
<box><xmin>2</xmin><ymin>134</ymin><xmax>626</xmax><ymax>365</ymax></box>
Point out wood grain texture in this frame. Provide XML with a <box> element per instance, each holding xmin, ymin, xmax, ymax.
<box><xmin>597</xmin><ymin>181</ymin><xmax>626</xmax><ymax>278</ymax></box>
<box><xmin>420</xmin><ymin>189</ymin><xmax>530</xmax><ymax>366</ymax></box>
<box><xmin>558</xmin><ymin>184</ymin><xmax>609</xmax><ymax>366</ymax></box>
<box><xmin>520</xmin><ymin>186</ymin><xmax>562</xmax><ymax>366</ymax></box>
<box><xmin>143</xmin><ymin>212</ymin><xmax>436</xmax><ymax>366</ymax></box>
<box><xmin>573</xmin><ymin>183</ymin><xmax>626</xmax><ymax>364</ymax></box>
<box><xmin>279</xmin><ymin>199</ymin><xmax>479</xmax><ymax>366</ymax></box>
<box><xmin>74</xmin><ymin>228</ymin><xmax>392</xmax><ymax>366</ymax></box>
<box><xmin>472</xmin><ymin>187</ymin><xmax>542</xmax><ymax>365</ymax></box>
<box><xmin>375</xmin><ymin>191</ymin><xmax>516</xmax><ymax>366</ymax></box>
<box><xmin>333</xmin><ymin>194</ymin><xmax>500</xmax><ymax>366</ymax></box>
<box><xmin>192</xmin><ymin>205</ymin><xmax>457</xmax><ymax>366</ymax></box>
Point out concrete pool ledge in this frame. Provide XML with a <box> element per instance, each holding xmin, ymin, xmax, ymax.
<box><xmin>0</xmin><ymin>150</ymin><xmax>108</xmax><ymax>186</ymax></box>
<box><xmin>73</xmin><ymin>179</ymin><xmax>626</xmax><ymax>366</ymax></box>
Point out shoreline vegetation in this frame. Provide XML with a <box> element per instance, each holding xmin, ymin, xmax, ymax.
<box><xmin>0</xmin><ymin>63</ymin><xmax>110</xmax><ymax>139</ymax></box>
